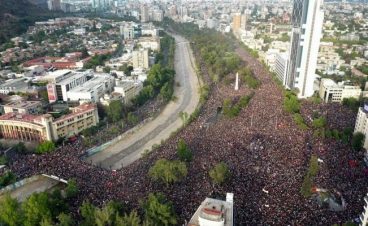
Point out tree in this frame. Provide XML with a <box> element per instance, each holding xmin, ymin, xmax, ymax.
<box><xmin>57</xmin><ymin>213</ymin><xmax>74</xmax><ymax>226</ymax></box>
<box><xmin>115</xmin><ymin>210</ymin><xmax>140</xmax><ymax>226</ymax></box>
<box><xmin>94</xmin><ymin>204</ymin><xmax>116</xmax><ymax>226</ymax></box>
<box><xmin>35</xmin><ymin>141</ymin><xmax>55</xmax><ymax>154</ymax></box>
<box><xmin>209</xmin><ymin>162</ymin><xmax>230</xmax><ymax>184</ymax></box>
<box><xmin>80</xmin><ymin>201</ymin><xmax>96</xmax><ymax>226</ymax></box>
<box><xmin>141</xmin><ymin>193</ymin><xmax>177</xmax><ymax>226</ymax></box>
<box><xmin>352</xmin><ymin>132</ymin><xmax>365</xmax><ymax>151</ymax></box>
<box><xmin>149</xmin><ymin>159</ymin><xmax>187</xmax><ymax>186</ymax></box>
<box><xmin>0</xmin><ymin>171</ymin><xmax>16</xmax><ymax>188</ymax></box>
<box><xmin>342</xmin><ymin>97</ymin><xmax>360</xmax><ymax>112</ymax></box>
<box><xmin>0</xmin><ymin>194</ymin><xmax>23</xmax><ymax>226</ymax></box>
<box><xmin>312</xmin><ymin>116</ymin><xmax>327</xmax><ymax>129</ymax></box>
<box><xmin>283</xmin><ymin>92</ymin><xmax>300</xmax><ymax>113</ymax></box>
<box><xmin>22</xmin><ymin>192</ymin><xmax>52</xmax><ymax>226</ymax></box>
<box><xmin>107</xmin><ymin>100</ymin><xmax>124</xmax><ymax>122</ymax></box>
<box><xmin>300</xmin><ymin>175</ymin><xmax>312</xmax><ymax>198</ymax></box>
<box><xmin>308</xmin><ymin>155</ymin><xmax>319</xmax><ymax>177</ymax></box>
<box><xmin>14</xmin><ymin>142</ymin><xmax>27</xmax><ymax>154</ymax></box>
<box><xmin>177</xmin><ymin>139</ymin><xmax>192</xmax><ymax>162</ymax></box>
<box><xmin>65</xmin><ymin>179</ymin><xmax>78</xmax><ymax>198</ymax></box>
<box><xmin>127</xmin><ymin>112</ymin><xmax>139</xmax><ymax>125</ymax></box>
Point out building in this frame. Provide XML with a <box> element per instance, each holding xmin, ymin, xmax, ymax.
<box><xmin>274</xmin><ymin>52</ymin><xmax>289</xmax><ymax>85</ymax></box>
<box><xmin>141</xmin><ymin>4</ymin><xmax>149</xmax><ymax>22</ymax></box>
<box><xmin>232</xmin><ymin>13</ymin><xmax>241</xmax><ymax>32</ymax></box>
<box><xmin>46</xmin><ymin>70</ymin><xmax>92</xmax><ymax>103</ymax></box>
<box><xmin>319</xmin><ymin>79</ymin><xmax>361</xmax><ymax>103</ymax></box>
<box><xmin>354</xmin><ymin>103</ymin><xmax>368</xmax><ymax>150</ymax></box>
<box><xmin>132</xmin><ymin>49</ymin><xmax>149</xmax><ymax>69</ymax></box>
<box><xmin>66</xmin><ymin>74</ymin><xmax>115</xmax><ymax>103</ymax></box>
<box><xmin>285</xmin><ymin>0</ymin><xmax>324</xmax><ymax>98</ymax></box>
<box><xmin>114</xmin><ymin>80</ymin><xmax>143</xmax><ymax>104</ymax></box>
<box><xmin>0</xmin><ymin>103</ymin><xmax>98</xmax><ymax>142</ymax></box>
<box><xmin>138</xmin><ymin>37</ymin><xmax>160</xmax><ymax>52</ymax></box>
<box><xmin>0</xmin><ymin>78</ymin><xmax>40</xmax><ymax>95</ymax></box>
<box><xmin>188</xmin><ymin>193</ymin><xmax>234</xmax><ymax>226</ymax></box>
<box><xmin>47</xmin><ymin>0</ymin><xmax>61</xmax><ymax>11</ymax></box>
<box><xmin>240</xmin><ymin>14</ymin><xmax>247</xmax><ymax>30</ymax></box>
<box><xmin>359</xmin><ymin>194</ymin><xmax>368</xmax><ymax>226</ymax></box>
<box><xmin>2</xmin><ymin>101</ymin><xmax>43</xmax><ymax>115</ymax></box>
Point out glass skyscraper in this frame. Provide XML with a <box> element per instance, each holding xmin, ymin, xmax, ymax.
<box><xmin>285</xmin><ymin>0</ymin><xmax>324</xmax><ymax>98</ymax></box>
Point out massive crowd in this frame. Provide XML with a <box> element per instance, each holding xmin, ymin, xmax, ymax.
<box><xmin>5</xmin><ymin>46</ymin><xmax>368</xmax><ymax>225</ymax></box>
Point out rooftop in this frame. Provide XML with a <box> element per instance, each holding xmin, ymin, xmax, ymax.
<box><xmin>67</xmin><ymin>74</ymin><xmax>112</xmax><ymax>93</ymax></box>
<box><xmin>0</xmin><ymin>112</ymin><xmax>45</xmax><ymax>125</ymax></box>
<box><xmin>3</xmin><ymin>101</ymin><xmax>42</xmax><ymax>109</ymax></box>
<box><xmin>188</xmin><ymin>193</ymin><xmax>234</xmax><ymax>226</ymax></box>
<box><xmin>54</xmin><ymin>103</ymin><xmax>96</xmax><ymax>123</ymax></box>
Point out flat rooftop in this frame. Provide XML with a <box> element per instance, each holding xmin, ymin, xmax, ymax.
<box><xmin>57</xmin><ymin>71</ymin><xmax>89</xmax><ymax>86</ymax></box>
<box><xmin>3</xmin><ymin>101</ymin><xmax>42</xmax><ymax>109</ymax></box>
<box><xmin>67</xmin><ymin>75</ymin><xmax>112</xmax><ymax>93</ymax></box>
<box><xmin>188</xmin><ymin>194</ymin><xmax>234</xmax><ymax>226</ymax></box>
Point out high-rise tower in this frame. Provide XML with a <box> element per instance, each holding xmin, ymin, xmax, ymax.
<box><xmin>285</xmin><ymin>0</ymin><xmax>324</xmax><ymax>98</ymax></box>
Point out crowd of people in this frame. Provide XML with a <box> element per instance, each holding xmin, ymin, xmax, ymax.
<box><xmin>5</xmin><ymin>46</ymin><xmax>368</xmax><ymax>225</ymax></box>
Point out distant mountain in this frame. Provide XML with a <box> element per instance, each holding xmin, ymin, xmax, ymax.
<box><xmin>0</xmin><ymin>0</ymin><xmax>60</xmax><ymax>45</ymax></box>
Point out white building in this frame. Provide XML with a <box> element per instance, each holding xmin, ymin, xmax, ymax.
<box><xmin>46</xmin><ymin>70</ymin><xmax>91</xmax><ymax>103</ymax></box>
<box><xmin>138</xmin><ymin>37</ymin><xmax>160</xmax><ymax>52</ymax></box>
<box><xmin>319</xmin><ymin>79</ymin><xmax>362</xmax><ymax>103</ymax></box>
<box><xmin>354</xmin><ymin>104</ymin><xmax>368</xmax><ymax>150</ymax></box>
<box><xmin>285</xmin><ymin>0</ymin><xmax>324</xmax><ymax>98</ymax></box>
<box><xmin>188</xmin><ymin>193</ymin><xmax>234</xmax><ymax>226</ymax></box>
<box><xmin>114</xmin><ymin>80</ymin><xmax>143</xmax><ymax>104</ymax></box>
<box><xmin>274</xmin><ymin>52</ymin><xmax>289</xmax><ymax>85</ymax></box>
<box><xmin>66</xmin><ymin>74</ymin><xmax>115</xmax><ymax>103</ymax></box>
<box><xmin>132</xmin><ymin>49</ymin><xmax>149</xmax><ymax>69</ymax></box>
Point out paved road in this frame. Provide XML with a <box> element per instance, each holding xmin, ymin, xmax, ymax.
<box><xmin>87</xmin><ymin>34</ymin><xmax>200</xmax><ymax>169</ymax></box>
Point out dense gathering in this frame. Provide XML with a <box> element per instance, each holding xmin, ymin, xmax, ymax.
<box><xmin>0</xmin><ymin>36</ymin><xmax>364</xmax><ymax>225</ymax></box>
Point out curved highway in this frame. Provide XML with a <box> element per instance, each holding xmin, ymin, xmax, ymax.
<box><xmin>87</xmin><ymin>34</ymin><xmax>200</xmax><ymax>169</ymax></box>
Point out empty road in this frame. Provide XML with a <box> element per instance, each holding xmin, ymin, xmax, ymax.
<box><xmin>87</xmin><ymin>34</ymin><xmax>200</xmax><ymax>169</ymax></box>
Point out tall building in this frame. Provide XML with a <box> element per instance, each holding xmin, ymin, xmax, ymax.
<box><xmin>285</xmin><ymin>0</ymin><xmax>324</xmax><ymax>98</ymax></box>
<box><xmin>354</xmin><ymin>103</ymin><xmax>368</xmax><ymax>150</ymax></box>
<box><xmin>240</xmin><ymin>14</ymin><xmax>247</xmax><ymax>30</ymax></box>
<box><xmin>232</xmin><ymin>13</ymin><xmax>241</xmax><ymax>32</ymax></box>
<box><xmin>47</xmin><ymin>0</ymin><xmax>61</xmax><ymax>11</ymax></box>
<box><xmin>141</xmin><ymin>4</ymin><xmax>149</xmax><ymax>22</ymax></box>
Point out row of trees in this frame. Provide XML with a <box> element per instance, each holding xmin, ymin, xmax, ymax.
<box><xmin>223</xmin><ymin>93</ymin><xmax>254</xmax><ymax>118</ymax></box>
<box><xmin>148</xmin><ymin>139</ymin><xmax>231</xmax><ymax>186</ymax></box>
<box><xmin>0</xmin><ymin>178</ymin><xmax>78</xmax><ymax>226</ymax></box>
<box><xmin>239</xmin><ymin>67</ymin><xmax>260</xmax><ymax>89</ymax></box>
<box><xmin>162</xmin><ymin>18</ymin><xmax>241</xmax><ymax>82</ymax></box>
<box><xmin>301</xmin><ymin>155</ymin><xmax>319</xmax><ymax>198</ymax></box>
<box><xmin>132</xmin><ymin>64</ymin><xmax>175</xmax><ymax>106</ymax></box>
<box><xmin>0</xmin><ymin>185</ymin><xmax>177</xmax><ymax>226</ymax></box>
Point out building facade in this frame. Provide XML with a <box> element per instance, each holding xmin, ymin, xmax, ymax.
<box><xmin>3</xmin><ymin>101</ymin><xmax>43</xmax><ymax>115</ymax></box>
<box><xmin>0</xmin><ymin>104</ymin><xmax>99</xmax><ymax>142</ymax></box>
<box><xmin>274</xmin><ymin>52</ymin><xmax>289</xmax><ymax>85</ymax></box>
<box><xmin>319</xmin><ymin>79</ymin><xmax>361</xmax><ymax>103</ymax></box>
<box><xmin>66</xmin><ymin>74</ymin><xmax>115</xmax><ymax>103</ymax></box>
<box><xmin>132</xmin><ymin>49</ymin><xmax>149</xmax><ymax>69</ymax></box>
<box><xmin>354</xmin><ymin>104</ymin><xmax>368</xmax><ymax>150</ymax></box>
<box><xmin>286</xmin><ymin>0</ymin><xmax>324</xmax><ymax>98</ymax></box>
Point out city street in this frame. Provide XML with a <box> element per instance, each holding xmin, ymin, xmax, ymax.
<box><xmin>87</xmin><ymin>34</ymin><xmax>200</xmax><ymax>169</ymax></box>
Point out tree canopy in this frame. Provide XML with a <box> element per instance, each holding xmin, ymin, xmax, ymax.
<box><xmin>176</xmin><ymin>139</ymin><xmax>193</xmax><ymax>162</ymax></box>
<box><xmin>149</xmin><ymin>159</ymin><xmax>188</xmax><ymax>186</ymax></box>
<box><xmin>209</xmin><ymin>162</ymin><xmax>231</xmax><ymax>184</ymax></box>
